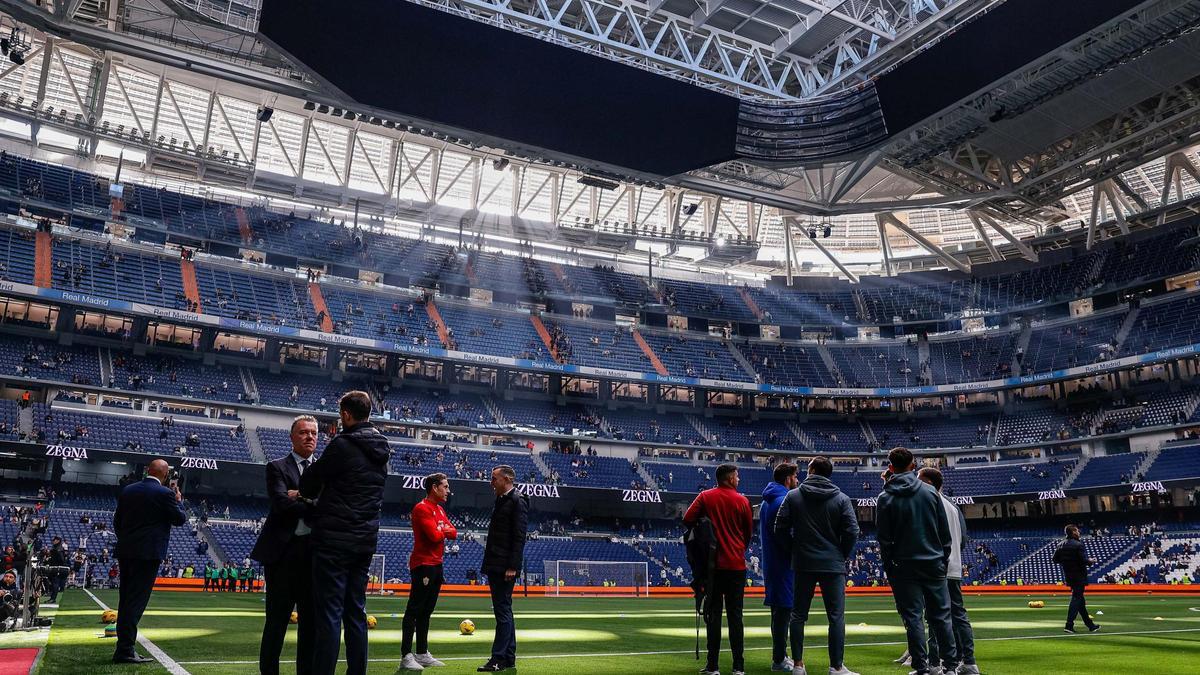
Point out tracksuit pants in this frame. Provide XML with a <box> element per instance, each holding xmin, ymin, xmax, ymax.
<box><xmin>790</xmin><ymin>571</ymin><xmax>848</xmax><ymax>669</ymax></box>
<box><xmin>927</xmin><ymin>579</ymin><xmax>975</xmax><ymax>666</ymax></box>
<box><xmin>704</xmin><ymin>569</ymin><xmax>746</xmax><ymax>672</ymax></box>
<box><xmin>891</xmin><ymin>576</ymin><xmax>958</xmax><ymax>673</ymax></box>
<box><xmin>402</xmin><ymin>564</ymin><xmax>445</xmax><ymax>655</ymax></box>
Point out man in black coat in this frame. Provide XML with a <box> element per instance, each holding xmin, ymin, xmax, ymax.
<box><xmin>112</xmin><ymin>458</ymin><xmax>187</xmax><ymax>664</ymax></box>
<box><xmin>1053</xmin><ymin>524</ymin><xmax>1100</xmax><ymax>633</ymax></box>
<box><xmin>299</xmin><ymin>391</ymin><xmax>390</xmax><ymax>675</ymax></box>
<box><xmin>252</xmin><ymin>414</ymin><xmax>319</xmax><ymax>675</ymax></box>
<box><xmin>477</xmin><ymin>465</ymin><xmax>529</xmax><ymax>673</ymax></box>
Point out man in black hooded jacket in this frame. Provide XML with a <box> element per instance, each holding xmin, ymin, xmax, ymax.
<box><xmin>877</xmin><ymin>447</ymin><xmax>957</xmax><ymax>675</ymax></box>
<box><xmin>300</xmin><ymin>391</ymin><xmax>390</xmax><ymax>675</ymax></box>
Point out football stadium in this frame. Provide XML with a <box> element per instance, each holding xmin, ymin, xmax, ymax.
<box><xmin>1</xmin><ymin>0</ymin><xmax>1200</xmax><ymax>673</ymax></box>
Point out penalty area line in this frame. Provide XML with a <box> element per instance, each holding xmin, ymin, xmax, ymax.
<box><xmin>83</xmin><ymin>587</ymin><xmax>192</xmax><ymax>675</ymax></box>
<box><xmin>174</xmin><ymin>626</ymin><xmax>1200</xmax><ymax>665</ymax></box>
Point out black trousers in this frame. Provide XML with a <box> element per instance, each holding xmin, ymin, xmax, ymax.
<box><xmin>891</xmin><ymin>576</ymin><xmax>957</xmax><ymax>673</ymax></box>
<box><xmin>402</xmin><ymin>564</ymin><xmax>445</xmax><ymax>654</ymax></box>
<box><xmin>704</xmin><ymin>569</ymin><xmax>746</xmax><ymax>672</ymax></box>
<box><xmin>486</xmin><ymin>570</ymin><xmax>517</xmax><ymax>664</ymax></box>
<box><xmin>114</xmin><ymin>558</ymin><xmax>159</xmax><ymax>659</ymax></box>
<box><xmin>1066</xmin><ymin>585</ymin><xmax>1096</xmax><ymax>630</ymax></box>
<box><xmin>258</xmin><ymin>536</ymin><xmax>314</xmax><ymax>675</ymax></box>
<box><xmin>311</xmin><ymin>546</ymin><xmax>372</xmax><ymax>675</ymax></box>
<box><xmin>769</xmin><ymin>605</ymin><xmax>790</xmax><ymax>665</ymax></box>
<box><xmin>790</xmin><ymin>571</ymin><xmax>847</xmax><ymax>669</ymax></box>
<box><xmin>928</xmin><ymin>579</ymin><xmax>976</xmax><ymax>666</ymax></box>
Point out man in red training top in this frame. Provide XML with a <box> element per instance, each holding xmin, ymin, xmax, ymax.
<box><xmin>684</xmin><ymin>463</ymin><xmax>753</xmax><ymax>675</ymax></box>
<box><xmin>400</xmin><ymin>473</ymin><xmax>458</xmax><ymax>671</ymax></box>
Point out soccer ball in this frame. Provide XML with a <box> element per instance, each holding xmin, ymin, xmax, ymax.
<box><xmin>366</xmin><ymin>615</ymin><xmax>378</xmax><ymax>629</ymax></box>
<box><xmin>104</xmin><ymin>623</ymin><xmax>117</xmax><ymax>637</ymax></box>
<box><xmin>459</xmin><ymin>619</ymin><xmax>476</xmax><ymax>635</ymax></box>
<box><xmin>100</xmin><ymin>609</ymin><xmax>117</xmax><ymax>623</ymax></box>
<box><xmin>289</xmin><ymin>611</ymin><xmax>299</xmax><ymax>625</ymax></box>
<box><xmin>1028</xmin><ymin>600</ymin><xmax>1045</xmax><ymax>608</ymax></box>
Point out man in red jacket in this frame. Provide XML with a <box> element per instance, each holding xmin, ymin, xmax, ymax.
<box><xmin>400</xmin><ymin>473</ymin><xmax>458</xmax><ymax>671</ymax></box>
<box><xmin>684</xmin><ymin>464</ymin><xmax>753</xmax><ymax>675</ymax></box>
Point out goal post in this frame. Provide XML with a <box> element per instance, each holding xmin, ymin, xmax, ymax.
<box><xmin>367</xmin><ymin>554</ymin><xmax>386</xmax><ymax>595</ymax></box>
<box><xmin>543</xmin><ymin>560</ymin><xmax>649</xmax><ymax>597</ymax></box>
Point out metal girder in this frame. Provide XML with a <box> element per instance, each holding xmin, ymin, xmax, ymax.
<box><xmin>1087</xmin><ymin>179</ymin><xmax>1134</xmax><ymax>249</ymax></box>
<box><xmin>411</xmin><ymin>0</ymin><xmax>993</xmax><ymax>100</ymax></box>
<box><xmin>1160</xmin><ymin>151</ymin><xmax>1200</xmax><ymax>205</ymax></box>
<box><xmin>786</xmin><ymin>216</ymin><xmax>859</xmax><ymax>282</ymax></box>
<box><xmin>877</xmin><ymin>211</ymin><xmax>970</xmax><ymax>273</ymax></box>
<box><xmin>968</xmin><ymin>210</ymin><xmax>1037</xmax><ymax>262</ymax></box>
<box><xmin>966</xmin><ymin>211</ymin><xmax>1001</xmax><ymax>262</ymax></box>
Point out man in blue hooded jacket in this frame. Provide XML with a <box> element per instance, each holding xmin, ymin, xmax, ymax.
<box><xmin>760</xmin><ymin>462</ymin><xmax>799</xmax><ymax>672</ymax></box>
<box><xmin>877</xmin><ymin>447</ymin><xmax>957</xmax><ymax>675</ymax></box>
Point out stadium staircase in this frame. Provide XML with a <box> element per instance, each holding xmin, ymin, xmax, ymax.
<box><xmin>1013</xmin><ymin>322</ymin><xmax>1033</xmax><ymax>376</ymax></box>
<box><xmin>530</xmin><ymin>451</ymin><xmax>554</xmax><ymax>481</ymax></box>
<box><xmin>852</xmin><ymin>291</ymin><xmax>869</xmax><ymax>323</ymax></box>
<box><xmin>180</xmin><ymin>257</ymin><xmax>203</xmax><ymax>313</ymax></box>
<box><xmin>307</xmin><ymin>282</ymin><xmax>335</xmax><ymax>332</ymax></box>
<box><xmin>634</xmin><ymin>462</ymin><xmax>659</xmax><ymax>490</ymax></box>
<box><xmin>1114</xmin><ymin>305</ymin><xmax>1141</xmax><ymax>350</ymax></box>
<box><xmin>986</xmin><ymin>540</ymin><xmax>1056</xmax><ymax>583</ymax></box>
<box><xmin>1059</xmin><ymin>456</ymin><xmax>1092</xmax><ymax>490</ymax></box>
<box><xmin>687</xmin><ymin>415</ymin><xmax>714</xmax><ymax>444</ymax></box>
<box><xmin>529</xmin><ymin>315</ymin><xmax>562</xmax><ymax>362</ymax></box>
<box><xmin>916</xmin><ymin>334</ymin><xmax>930</xmax><ymax>375</ymax></box>
<box><xmin>464</xmin><ymin>256</ymin><xmax>479</xmax><ymax>287</ymax></box>
<box><xmin>34</xmin><ymin>230</ymin><xmax>53</xmax><ymax>287</ymax></box>
<box><xmin>726</xmin><ymin>341</ymin><xmax>760</xmax><ymax>381</ymax></box>
<box><xmin>239</xmin><ymin>367</ymin><xmax>259</xmax><ymax>403</ymax></box>
<box><xmin>1090</xmin><ymin>537</ymin><xmax>1152</xmax><ymax>581</ymax></box>
<box><xmin>482</xmin><ymin>396</ymin><xmax>506</xmax><ymax>425</ymax></box>
<box><xmin>735</xmin><ymin>287</ymin><xmax>764</xmax><ymax>321</ymax></box>
<box><xmin>631</xmin><ymin>330</ymin><xmax>669</xmax><ymax>376</ymax></box>
<box><xmin>860</xmin><ymin>419</ymin><xmax>877</xmax><ymax>448</ymax></box>
<box><xmin>243</xmin><ymin>427</ymin><xmax>267</xmax><ymax>463</ymax></box>
<box><xmin>98</xmin><ymin>348</ymin><xmax>113</xmax><ymax>387</ymax></box>
<box><xmin>1132</xmin><ymin>447</ymin><xmax>1162</xmax><ymax>482</ymax></box>
<box><xmin>195</xmin><ymin>520</ymin><xmax>231</xmax><ymax>566</ymax></box>
<box><xmin>1108</xmin><ymin>535</ymin><xmax>1200</xmax><ymax>582</ymax></box>
<box><xmin>786</xmin><ymin>420</ymin><xmax>815</xmax><ymax>451</ymax></box>
<box><xmin>235</xmin><ymin>207</ymin><xmax>253</xmax><ymax>243</ymax></box>
<box><xmin>815</xmin><ymin>345</ymin><xmax>843</xmax><ymax>385</ymax></box>
<box><xmin>549</xmin><ymin>262</ymin><xmax>568</xmax><ymax>286</ymax></box>
<box><xmin>424</xmin><ymin>301</ymin><xmax>453</xmax><ymax>348</ymax></box>
<box><xmin>17</xmin><ymin>404</ymin><xmax>32</xmax><ymax>437</ymax></box>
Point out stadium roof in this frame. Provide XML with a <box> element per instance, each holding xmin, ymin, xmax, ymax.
<box><xmin>0</xmin><ymin>0</ymin><xmax>1199</xmax><ymax>282</ymax></box>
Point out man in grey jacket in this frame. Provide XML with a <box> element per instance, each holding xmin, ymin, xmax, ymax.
<box><xmin>773</xmin><ymin>456</ymin><xmax>860</xmax><ymax>675</ymax></box>
<box><xmin>918</xmin><ymin>467</ymin><xmax>978</xmax><ymax>675</ymax></box>
<box><xmin>877</xmin><ymin>448</ymin><xmax>957</xmax><ymax>675</ymax></box>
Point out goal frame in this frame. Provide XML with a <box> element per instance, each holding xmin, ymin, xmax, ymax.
<box><xmin>366</xmin><ymin>554</ymin><xmax>386</xmax><ymax>595</ymax></box>
<box><xmin>543</xmin><ymin>559</ymin><xmax>649</xmax><ymax>597</ymax></box>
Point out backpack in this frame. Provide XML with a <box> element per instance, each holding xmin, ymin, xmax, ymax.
<box><xmin>684</xmin><ymin>516</ymin><xmax>718</xmax><ymax>658</ymax></box>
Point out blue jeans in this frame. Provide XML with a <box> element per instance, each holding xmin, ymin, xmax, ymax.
<box><xmin>487</xmin><ymin>571</ymin><xmax>517</xmax><ymax>664</ymax></box>
<box><xmin>310</xmin><ymin>546</ymin><xmax>372</xmax><ymax>675</ymax></box>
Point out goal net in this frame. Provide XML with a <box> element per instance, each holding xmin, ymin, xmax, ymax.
<box><xmin>367</xmin><ymin>554</ymin><xmax>386</xmax><ymax>595</ymax></box>
<box><xmin>543</xmin><ymin>560</ymin><xmax>649</xmax><ymax>597</ymax></box>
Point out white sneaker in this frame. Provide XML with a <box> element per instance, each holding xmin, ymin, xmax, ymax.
<box><xmin>901</xmin><ymin>658</ymin><xmax>913</xmax><ymax>667</ymax></box>
<box><xmin>830</xmin><ymin>667</ymin><xmax>860</xmax><ymax>675</ymax></box>
<box><xmin>792</xmin><ymin>666</ymin><xmax>807</xmax><ymax>675</ymax></box>
<box><xmin>957</xmin><ymin>665</ymin><xmax>980</xmax><ymax>675</ymax></box>
<box><xmin>772</xmin><ymin>658</ymin><xmax>794</xmax><ymax>671</ymax></box>
<box><xmin>400</xmin><ymin>653</ymin><xmax>425</xmax><ymax>671</ymax></box>
<box><xmin>699</xmin><ymin>669</ymin><xmax>720</xmax><ymax>675</ymax></box>
<box><xmin>930</xmin><ymin>668</ymin><xmax>945</xmax><ymax>675</ymax></box>
<box><xmin>415</xmin><ymin>653</ymin><xmax>445</xmax><ymax>667</ymax></box>
<box><xmin>894</xmin><ymin>650</ymin><xmax>911</xmax><ymax>664</ymax></box>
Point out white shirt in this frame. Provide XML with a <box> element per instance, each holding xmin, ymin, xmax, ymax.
<box><xmin>291</xmin><ymin>452</ymin><xmax>313</xmax><ymax>536</ymax></box>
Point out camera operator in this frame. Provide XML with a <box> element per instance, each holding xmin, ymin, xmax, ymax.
<box><xmin>0</xmin><ymin>570</ymin><xmax>19</xmax><ymax>627</ymax></box>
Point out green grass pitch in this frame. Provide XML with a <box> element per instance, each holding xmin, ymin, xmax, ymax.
<box><xmin>29</xmin><ymin>589</ymin><xmax>1200</xmax><ymax>674</ymax></box>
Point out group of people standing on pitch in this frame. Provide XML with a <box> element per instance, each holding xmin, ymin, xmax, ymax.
<box><xmin>108</xmin><ymin>390</ymin><xmax>530</xmax><ymax>675</ymax></box>
<box><xmin>685</xmin><ymin>448</ymin><xmax>982</xmax><ymax>675</ymax></box>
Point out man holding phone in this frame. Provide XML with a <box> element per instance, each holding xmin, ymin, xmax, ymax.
<box><xmin>112</xmin><ymin>458</ymin><xmax>188</xmax><ymax>664</ymax></box>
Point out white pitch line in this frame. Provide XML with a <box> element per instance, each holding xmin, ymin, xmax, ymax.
<box><xmin>174</xmin><ymin>626</ymin><xmax>1200</xmax><ymax>665</ymax></box>
<box><xmin>83</xmin><ymin>587</ymin><xmax>192</xmax><ymax>675</ymax></box>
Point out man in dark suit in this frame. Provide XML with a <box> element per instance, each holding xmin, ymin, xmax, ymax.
<box><xmin>477</xmin><ymin>465</ymin><xmax>528</xmax><ymax>673</ymax></box>
<box><xmin>299</xmin><ymin>391</ymin><xmax>390</xmax><ymax>675</ymax></box>
<box><xmin>252</xmin><ymin>415</ymin><xmax>319</xmax><ymax>675</ymax></box>
<box><xmin>112</xmin><ymin>458</ymin><xmax>187</xmax><ymax>664</ymax></box>
<box><xmin>1053</xmin><ymin>524</ymin><xmax>1100</xmax><ymax>634</ymax></box>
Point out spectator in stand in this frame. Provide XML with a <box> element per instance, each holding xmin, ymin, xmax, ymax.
<box><xmin>684</xmin><ymin>464</ymin><xmax>753</xmax><ymax>675</ymax></box>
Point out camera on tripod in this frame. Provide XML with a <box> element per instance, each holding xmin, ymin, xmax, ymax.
<box><xmin>0</xmin><ymin>515</ymin><xmax>59</xmax><ymax>632</ymax></box>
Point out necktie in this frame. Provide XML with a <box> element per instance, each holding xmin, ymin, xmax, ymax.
<box><xmin>299</xmin><ymin>459</ymin><xmax>309</xmax><ymax>475</ymax></box>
